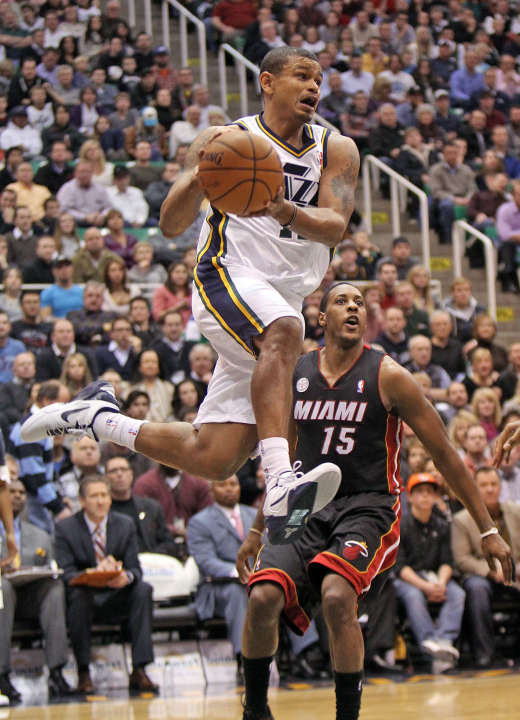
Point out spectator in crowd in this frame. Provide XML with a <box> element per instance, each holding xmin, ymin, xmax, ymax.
<box><xmin>0</xmin><ymin>146</ymin><xmax>24</xmax><ymax>190</ymax></box>
<box><xmin>35</xmin><ymin>317</ymin><xmax>97</xmax><ymax>382</ymax></box>
<box><xmin>101</xmin><ymin>256</ymin><xmax>138</xmax><ymax>316</ymax></box>
<box><xmin>0</xmin><ymin>477</ymin><xmax>72</xmax><ymax>703</ymax></box>
<box><xmin>130</xmin><ymin>349</ymin><xmax>174</xmax><ymax>423</ymax></box>
<box><xmin>169</xmin><ymin>105</ymin><xmax>204</xmax><ymax>160</ymax></box>
<box><xmin>0</xmin><ymin>311</ymin><xmax>25</xmax><ymax>384</ymax></box>
<box><xmin>55</xmin><ymin>475</ymin><xmax>158</xmax><ymax>694</ymax></box>
<box><xmin>22</xmin><ymin>234</ymin><xmax>56</xmax><ymax>285</ymax></box>
<box><xmin>497</xmin><ymin>341</ymin><xmax>520</xmax><ymax>402</ymax></box>
<box><xmin>374</xmin><ymin>306</ymin><xmax>409</xmax><ymax>364</ymax></box>
<box><xmin>430</xmin><ymin>142</ymin><xmax>477</xmax><ymax>245</ymax></box>
<box><xmin>440</xmin><ymin>382</ymin><xmax>471</xmax><ymax>425</ymax></box>
<box><xmin>9</xmin><ymin>380</ymin><xmax>69</xmax><ymax>534</ymax></box>
<box><xmin>376</xmin><ymin>236</ymin><xmax>420</xmax><ymax>281</ymax></box>
<box><xmin>108</xmin><ymin>91</ymin><xmax>139</xmax><ymax>132</ymax></box>
<box><xmin>0</xmin><ymin>266</ymin><xmax>22</xmax><ymax>321</ymax></box>
<box><xmin>342</xmin><ymin>50</ymin><xmax>374</xmax><ymax>97</ymax></box>
<box><xmin>466</xmin><ymin>314</ymin><xmax>509</xmax><ymax>374</ymax></box>
<box><xmin>107</xmin><ymin>455</ymin><xmax>177</xmax><ymax>556</ymax></box>
<box><xmin>245</xmin><ymin>20</ymin><xmax>285</xmax><ymax>67</ymax></box>
<box><xmin>8</xmin><ymin>57</ymin><xmax>43</xmax><ymax>107</ymax></box>
<box><xmin>106</xmin><ymin>166</ymin><xmax>149</xmax><ymax>228</ymax></box>
<box><xmin>0</xmin><ymin>351</ymin><xmax>35</xmax><ymax>439</ymax></box>
<box><xmin>318</xmin><ymin>70</ymin><xmax>349</xmax><ymax>128</ymax></box>
<box><xmin>45</xmin><ymin>64</ymin><xmax>80</xmax><ymax>107</ymax></box>
<box><xmin>379</xmin><ymin>53</ymin><xmax>416</xmax><ymax>104</ymax></box>
<box><xmin>459</xmin><ymin>110</ymin><xmax>490</xmax><ymax>166</ymax></box>
<box><xmin>125</xmin><ymin>105</ymin><xmax>168</xmax><ymax>160</ymax></box>
<box><xmin>471</xmin><ymin>387</ymin><xmax>502</xmax><ymax>442</ymax></box>
<box><xmin>452</xmin><ymin>466</ymin><xmax>520</xmax><ymax>668</ymax></box>
<box><xmin>6</xmin><ymin>162</ymin><xmax>50</xmax><ymax>221</ymax></box>
<box><xmin>96</xmin><ymin>315</ymin><xmax>138</xmax><ymax>381</ymax></box>
<box><xmin>395</xmin><ymin>281</ymin><xmax>431</xmax><ymax>338</ymax></box>
<box><xmin>33</xmin><ymin>140</ymin><xmax>73</xmax><ymax>194</ymax></box>
<box><xmin>394</xmin><ymin>127</ymin><xmax>435</xmax><ymax>206</ymax></box>
<box><xmin>506</xmin><ymin>105</ymin><xmax>520</xmax><ymax>158</ymax></box>
<box><xmin>377</xmin><ymin>261</ymin><xmax>398</xmax><ymax>310</ymax></box>
<box><xmin>53</xmin><ymin>212</ymin><xmax>80</xmax><ymax>259</ymax></box>
<box><xmin>362</xmin><ymin>36</ymin><xmax>388</xmax><ymax>78</ymax></box>
<box><xmin>466</xmin><ymin>172</ymin><xmax>508</xmax><ymax>266</ymax></box>
<box><xmin>128</xmin><ymin>242</ymin><xmax>166</xmax><ymax>297</ymax></box>
<box><xmin>496</xmin><ymin>179</ymin><xmax>520</xmax><ymax>292</ymax></box>
<box><xmin>67</xmin><ymin>281</ymin><xmax>116</xmax><ymax>347</ymax></box>
<box><xmin>129</xmin><ymin>296</ymin><xmax>160</xmax><ymax>348</ymax></box>
<box><xmin>211</xmin><ymin>0</ymin><xmax>257</xmax><ymax>50</ymax></box>
<box><xmin>134</xmin><ymin>463</ymin><xmax>212</xmax><ymax>541</ymax></box>
<box><xmin>433</xmin><ymin>89</ymin><xmax>461</xmax><ymax>140</ymax></box>
<box><xmin>188</xmin><ymin>343</ymin><xmax>215</xmax><ymax>401</ymax></box>
<box><xmin>78</xmin><ymin>139</ymin><xmax>114</xmax><ymax>187</ymax></box>
<box><xmin>407</xmin><ymin>265</ymin><xmax>438</xmax><ymax>315</ymax></box>
<box><xmin>405</xmin><ymin>334</ymin><xmax>451</xmax><ymax>401</ymax></box>
<box><xmin>442</xmin><ymin>277</ymin><xmax>486</xmax><ymax>343</ymax></box>
<box><xmin>430</xmin><ymin>310</ymin><xmax>466</xmax><ymax>380</ymax></box>
<box><xmin>450</xmin><ymin>48</ymin><xmax>484</xmax><ymax>110</ymax></box>
<box><xmin>10</xmin><ymin>290</ymin><xmax>52</xmax><ymax>355</ymax></box>
<box><xmin>41</xmin><ymin>104</ymin><xmax>84</xmax><ymax>156</ymax></box>
<box><xmin>59</xmin><ymin>352</ymin><xmax>93</xmax><ymax>399</ymax></box>
<box><xmin>72</xmin><ymin>227</ymin><xmax>117</xmax><ymax>284</ymax></box>
<box><xmin>368</xmin><ymin>103</ymin><xmax>403</xmax><ymax>170</ymax></box>
<box><xmin>462</xmin><ymin>347</ymin><xmax>499</xmax><ymax>402</ymax></box>
<box><xmin>339</xmin><ymin>89</ymin><xmax>374</xmax><ymax>154</ymax></box>
<box><xmin>40</xmin><ymin>256</ymin><xmax>84</xmax><ymax>320</ymax></box>
<box><xmin>57</xmin><ymin>161</ymin><xmax>113</xmax><ymax>227</ymax></box>
<box><xmin>5</xmin><ymin>205</ymin><xmax>40</xmax><ymax>269</ymax></box>
<box><xmin>460</xmin><ymin>423</ymin><xmax>491</xmax><ymax>474</ymax></box>
<box><xmin>394</xmin><ymin>473</ymin><xmax>465</xmax><ymax>668</ymax></box>
<box><xmin>144</xmin><ymin>161</ymin><xmax>180</xmax><ymax>222</ymax></box>
<box><xmin>56</xmin><ymin>435</ymin><xmax>102</xmax><ymax>514</ymax></box>
<box><xmin>333</xmin><ymin>240</ymin><xmax>367</xmax><ymax>281</ymax></box>
<box><xmin>128</xmin><ymin>141</ymin><xmax>162</xmax><ymax>191</ymax></box>
<box><xmin>152</xmin><ymin>261</ymin><xmax>192</xmax><ymax>325</ymax></box>
<box><xmin>1</xmin><ymin>105</ymin><xmax>43</xmax><ymax>160</ymax></box>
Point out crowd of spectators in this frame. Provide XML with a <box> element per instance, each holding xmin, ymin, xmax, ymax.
<box><xmin>1</xmin><ymin>0</ymin><xmax>520</xmax><ymax>704</ymax></box>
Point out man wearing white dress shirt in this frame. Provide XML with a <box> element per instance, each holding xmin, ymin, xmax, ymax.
<box><xmin>106</xmin><ymin>166</ymin><xmax>149</xmax><ymax>228</ymax></box>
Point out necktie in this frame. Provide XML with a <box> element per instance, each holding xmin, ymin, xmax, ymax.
<box><xmin>231</xmin><ymin>508</ymin><xmax>245</xmax><ymax>540</ymax></box>
<box><xmin>93</xmin><ymin>524</ymin><xmax>106</xmax><ymax>563</ymax></box>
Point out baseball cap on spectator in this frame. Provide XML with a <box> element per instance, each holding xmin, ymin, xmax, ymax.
<box><xmin>142</xmin><ymin>106</ymin><xmax>158</xmax><ymax>127</ymax></box>
<box><xmin>407</xmin><ymin>473</ymin><xmax>439</xmax><ymax>493</ymax></box>
<box><xmin>53</xmin><ymin>255</ymin><xmax>73</xmax><ymax>268</ymax></box>
<box><xmin>408</xmin><ymin>86</ymin><xmax>422</xmax><ymax>94</ymax></box>
<box><xmin>434</xmin><ymin>89</ymin><xmax>449</xmax><ymax>100</ymax></box>
<box><xmin>9</xmin><ymin>105</ymin><xmax>27</xmax><ymax>119</ymax></box>
<box><xmin>153</xmin><ymin>46</ymin><xmax>169</xmax><ymax>55</ymax></box>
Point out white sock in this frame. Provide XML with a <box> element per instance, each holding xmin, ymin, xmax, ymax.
<box><xmin>92</xmin><ymin>412</ymin><xmax>147</xmax><ymax>451</ymax></box>
<box><xmin>259</xmin><ymin>437</ymin><xmax>292</xmax><ymax>486</ymax></box>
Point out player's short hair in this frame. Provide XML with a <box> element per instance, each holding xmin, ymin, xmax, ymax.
<box><xmin>260</xmin><ymin>47</ymin><xmax>319</xmax><ymax>76</ymax></box>
<box><xmin>319</xmin><ymin>281</ymin><xmax>359</xmax><ymax>313</ymax></box>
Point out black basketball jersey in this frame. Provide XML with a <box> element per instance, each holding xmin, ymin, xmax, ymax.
<box><xmin>292</xmin><ymin>346</ymin><xmax>402</xmax><ymax>497</ymax></box>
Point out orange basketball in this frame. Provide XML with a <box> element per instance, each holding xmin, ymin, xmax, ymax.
<box><xmin>198</xmin><ymin>129</ymin><xmax>284</xmax><ymax>215</ymax></box>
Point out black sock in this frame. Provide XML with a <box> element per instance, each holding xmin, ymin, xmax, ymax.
<box><xmin>243</xmin><ymin>656</ymin><xmax>272</xmax><ymax>713</ymax></box>
<box><xmin>334</xmin><ymin>670</ymin><xmax>363</xmax><ymax>720</ymax></box>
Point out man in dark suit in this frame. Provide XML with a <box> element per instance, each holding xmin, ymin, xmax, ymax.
<box><xmin>33</xmin><ymin>140</ymin><xmax>73</xmax><ymax>195</ymax></box>
<box><xmin>187</xmin><ymin>476</ymin><xmax>322</xmax><ymax>679</ymax></box>
<box><xmin>0</xmin><ymin>476</ymin><xmax>72</xmax><ymax>703</ymax></box>
<box><xmin>35</xmin><ymin>318</ymin><xmax>98</xmax><ymax>382</ymax></box>
<box><xmin>107</xmin><ymin>456</ymin><xmax>177</xmax><ymax>556</ymax></box>
<box><xmin>150</xmin><ymin>310</ymin><xmax>195</xmax><ymax>385</ymax></box>
<box><xmin>0</xmin><ymin>351</ymin><xmax>35</xmax><ymax>441</ymax></box>
<box><xmin>54</xmin><ymin>475</ymin><xmax>157</xmax><ymax>694</ymax></box>
<box><xmin>95</xmin><ymin>316</ymin><xmax>138</xmax><ymax>382</ymax></box>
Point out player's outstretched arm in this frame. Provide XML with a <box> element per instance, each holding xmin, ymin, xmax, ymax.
<box><xmin>258</xmin><ymin>134</ymin><xmax>359</xmax><ymax>247</ymax></box>
<box><xmin>159</xmin><ymin>126</ymin><xmax>229</xmax><ymax>237</ymax></box>
<box><xmin>379</xmin><ymin>356</ymin><xmax>514</xmax><ymax>584</ymax></box>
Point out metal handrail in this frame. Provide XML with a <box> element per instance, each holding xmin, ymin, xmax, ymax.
<box><xmin>362</xmin><ymin>154</ymin><xmax>430</xmax><ymax>271</ymax></box>
<box><xmin>161</xmin><ymin>0</ymin><xmax>208</xmax><ymax>86</ymax></box>
<box><xmin>452</xmin><ymin>220</ymin><xmax>497</xmax><ymax>320</ymax></box>
<box><xmin>217</xmin><ymin>44</ymin><xmax>338</xmax><ymax>131</ymax></box>
<box><xmin>127</xmin><ymin>0</ymin><xmax>136</xmax><ymax>33</ymax></box>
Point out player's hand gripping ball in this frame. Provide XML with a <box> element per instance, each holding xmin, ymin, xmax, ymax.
<box><xmin>198</xmin><ymin>129</ymin><xmax>284</xmax><ymax>215</ymax></box>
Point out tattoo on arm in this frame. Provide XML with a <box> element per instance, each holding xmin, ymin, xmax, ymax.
<box><xmin>330</xmin><ymin>142</ymin><xmax>360</xmax><ymax>223</ymax></box>
<box><xmin>183</xmin><ymin>128</ymin><xmax>217</xmax><ymax>170</ymax></box>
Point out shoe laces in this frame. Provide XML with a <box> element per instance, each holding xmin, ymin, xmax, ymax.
<box><xmin>267</xmin><ymin>460</ymin><xmax>304</xmax><ymax>488</ymax></box>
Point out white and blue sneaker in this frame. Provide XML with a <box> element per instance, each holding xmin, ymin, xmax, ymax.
<box><xmin>21</xmin><ymin>381</ymin><xmax>120</xmax><ymax>443</ymax></box>
<box><xmin>264</xmin><ymin>461</ymin><xmax>341</xmax><ymax>545</ymax></box>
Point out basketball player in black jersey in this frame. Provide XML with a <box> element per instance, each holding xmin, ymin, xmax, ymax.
<box><xmin>236</xmin><ymin>282</ymin><xmax>512</xmax><ymax>720</ymax></box>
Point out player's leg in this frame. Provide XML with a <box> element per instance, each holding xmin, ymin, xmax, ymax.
<box><xmin>241</xmin><ymin>582</ymin><xmax>284</xmax><ymax>720</ymax></box>
<box><xmin>321</xmin><ymin>574</ymin><xmax>364</xmax><ymax>720</ymax></box>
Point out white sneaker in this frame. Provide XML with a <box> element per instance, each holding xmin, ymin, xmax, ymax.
<box><xmin>21</xmin><ymin>398</ymin><xmax>119</xmax><ymax>443</ymax></box>
<box><xmin>264</xmin><ymin>461</ymin><xmax>341</xmax><ymax>545</ymax></box>
<box><xmin>436</xmin><ymin>639</ymin><xmax>460</xmax><ymax>661</ymax></box>
<box><xmin>422</xmin><ymin>638</ymin><xmax>459</xmax><ymax>663</ymax></box>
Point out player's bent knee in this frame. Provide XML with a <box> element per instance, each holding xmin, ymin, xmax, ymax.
<box><xmin>248</xmin><ymin>582</ymin><xmax>285</xmax><ymax>623</ymax></box>
<box><xmin>321</xmin><ymin>579</ymin><xmax>358</xmax><ymax>625</ymax></box>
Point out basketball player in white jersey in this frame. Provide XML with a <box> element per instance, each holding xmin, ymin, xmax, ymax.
<box><xmin>21</xmin><ymin>47</ymin><xmax>360</xmax><ymax>544</ymax></box>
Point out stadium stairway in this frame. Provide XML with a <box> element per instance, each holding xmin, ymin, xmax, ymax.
<box><xmin>149</xmin><ymin>7</ymin><xmax>518</xmax><ymax>344</ymax></box>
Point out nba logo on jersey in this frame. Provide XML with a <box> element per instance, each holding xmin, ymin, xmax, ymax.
<box><xmin>357</xmin><ymin>380</ymin><xmax>365</xmax><ymax>394</ymax></box>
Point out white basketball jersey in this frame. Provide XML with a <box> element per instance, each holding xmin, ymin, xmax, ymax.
<box><xmin>196</xmin><ymin>113</ymin><xmax>332</xmax><ymax>301</ymax></box>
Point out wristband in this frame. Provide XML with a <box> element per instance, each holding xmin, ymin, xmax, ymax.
<box><xmin>281</xmin><ymin>203</ymin><xmax>297</xmax><ymax>228</ymax></box>
<box><xmin>249</xmin><ymin>528</ymin><xmax>263</xmax><ymax>537</ymax></box>
<box><xmin>480</xmin><ymin>527</ymin><xmax>499</xmax><ymax>539</ymax></box>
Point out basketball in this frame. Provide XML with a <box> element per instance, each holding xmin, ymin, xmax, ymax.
<box><xmin>198</xmin><ymin>129</ymin><xmax>284</xmax><ymax>215</ymax></box>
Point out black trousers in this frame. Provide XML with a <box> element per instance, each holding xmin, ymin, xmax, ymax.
<box><xmin>66</xmin><ymin>580</ymin><xmax>154</xmax><ymax>669</ymax></box>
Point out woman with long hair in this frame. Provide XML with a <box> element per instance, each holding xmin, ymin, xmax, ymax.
<box><xmin>152</xmin><ymin>261</ymin><xmax>192</xmax><ymax>325</ymax></box>
<box><xmin>0</xmin><ymin>266</ymin><xmax>22</xmax><ymax>321</ymax></box>
<box><xmin>407</xmin><ymin>265</ymin><xmax>439</xmax><ymax>313</ymax></box>
<box><xmin>53</xmin><ymin>212</ymin><xmax>80</xmax><ymax>258</ymax></box>
<box><xmin>121</xmin><ymin>390</ymin><xmax>151</xmax><ymax>420</ymax></box>
<box><xmin>462</xmin><ymin>347</ymin><xmax>500</xmax><ymax>401</ymax></box>
<box><xmin>59</xmin><ymin>352</ymin><xmax>93</xmax><ymax>398</ymax></box>
<box><xmin>471</xmin><ymin>387</ymin><xmax>502</xmax><ymax>442</ymax></box>
<box><xmin>130</xmin><ymin>349</ymin><xmax>174</xmax><ymax>423</ymax></box>
<box><xmin>466</xmin><ymin>313</ymin><xmax>508</xmax><ymax>373</ymax></box>
<box><xmin>93</xmin><ymin>115</ymin><xmax>126</xmax><ymax>160</ymax></box>
<box><xmin>173</xmin><ymin>378</ymin><xmax>202</xmax><ymax>418</ymax></box>
<box><xmin>103</xmin><ymin>209</ymin><xmax>138</xmax><ymax>268</ymax></box>
<box><xmin>58</xmin><ymin>35</ymin><xmax>79</xmax><ymax>65</ymax></box>
<box><xmin>79</xmin><ymin>139</ymin><xmax>114</xmax><ymax>186</ymax></box>
<box><xmin>448</xmin><ymin>409</ymin><xmax>480</xmax><ymax>456</ymax></box>
<box><xmin>101</xmin><ymin>256</ymin><xmax>138</xmax><ymax>315</ymax></box>
<box><xmin>69</xmin><ymin>85</ymin><xmax>100</xmax><ymax>136</ymax></box>
<box><xmin>81</xmin><ymin>15</ymin><xmax>105</xmax><ymax>59</ymax></box>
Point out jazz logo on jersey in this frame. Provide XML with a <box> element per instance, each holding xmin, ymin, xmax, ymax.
<box><xmin>357</xmin><ymin>380</ymin><xmax>365</xmax><ymax>394</ymax></box>
<box><xmin>296</xmin><ymin>377</ymin><xmax>309</xmax><ymax>393</ymax></box>
<box><xmin>343</xmin><ymin>540</ymin><xmax>368</xmax><ymax>561</ymax></box>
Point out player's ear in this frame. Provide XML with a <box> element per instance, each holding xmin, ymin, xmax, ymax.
<box><xmin>259</xmin><ymin>71</ymin><xmax>275</xmax><ymax>97</ymax></box>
